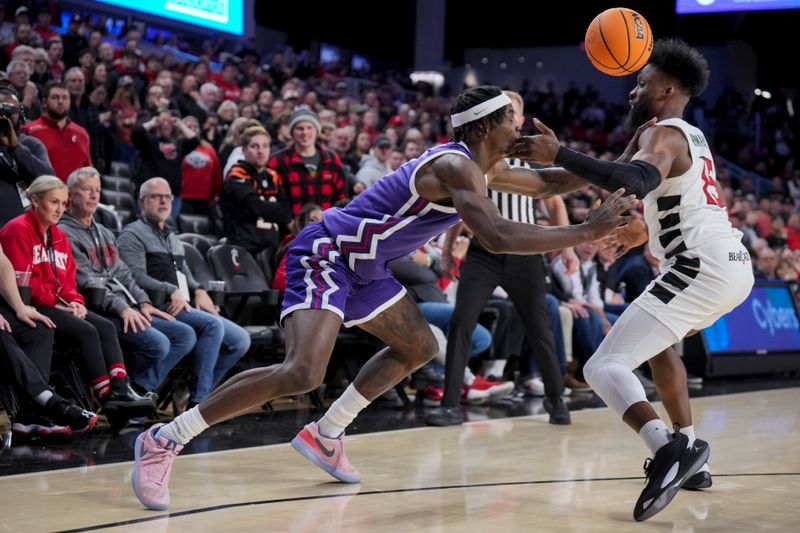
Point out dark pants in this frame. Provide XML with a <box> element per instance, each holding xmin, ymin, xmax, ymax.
<box><xmin>442</xmin><ymin>244</ymin><xmax>564</xmax><ymax>407</ymax></box>
<box><xmin>37</xmin><ymin>307</ymin><xmax>126</xmax><ymax>394</ymax></box>
<box><xmin>0</xmin><ymin>304</ymin><xmax>55</xmax><ymax>399</ymax></box>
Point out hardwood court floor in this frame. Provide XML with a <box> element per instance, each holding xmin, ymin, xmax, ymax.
<box><xmin>1</xmin><ymin>388</ymin><xmax>797</xmax><ymax>532</ymax></box>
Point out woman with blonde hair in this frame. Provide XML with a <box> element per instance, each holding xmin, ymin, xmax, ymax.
<box><xmin>0</xmin><ymin>176</ymin><xmax>154</xmax><ymax>422</ymax></box>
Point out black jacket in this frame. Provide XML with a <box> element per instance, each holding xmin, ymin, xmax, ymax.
<box><xmin>221</xmin><ymin>160</ymin><xmax>293</xmax><ymax>255</ymax></box>
<box><xmin>0</xmin><ymin>134</ymin><xmax>54</xmax><ymax>226</ymax></box>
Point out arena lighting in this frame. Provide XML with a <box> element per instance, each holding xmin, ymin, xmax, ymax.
<box><xmin>463</xmin><ymin>69</ymin><xmax>478</xmax><ymax>88</ymax></box>
<box><xmin>762</xmin><ymin>91</ymin><xmax>772</xmax><ymax>99</ymax></box>
<box><xmin>410</xmin><ymin>71</ymin><xmax>445</xmax><ymax>89</ymax></box>
<box><xmin>754</xmin><ymin>88</ymin><xmax>762</xmax><ymax>96</ymax></box>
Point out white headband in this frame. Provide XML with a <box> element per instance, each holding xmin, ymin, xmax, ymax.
<box><xmin>450</xmin><ymin>93</ymin><xmax>512</xmax><ymax>128</ymax></box>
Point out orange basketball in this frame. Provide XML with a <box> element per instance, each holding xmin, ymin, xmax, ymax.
<box><xmin>585</xmin><ymin>7</ymin><xmax>653</xmax><ymax>76</ymax></box>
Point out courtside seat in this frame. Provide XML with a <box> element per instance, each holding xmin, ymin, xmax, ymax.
<box><xmin>101</xmin><ymin>175</ymin><xmax>135</xmax><ymax>194</ymax></box>
<box><xmin>109</xmin><ymin>161</ymin><xmax>132</xmax><ymax>178</ymax></box>
<box><xmin>178</xmin><ymin>214</ymin><xmax>214</xmax><ymax>236</ymax></box>
<box><xmin>178</xmin><ymin>233</ymin><xmax>217</xmax><ymax>258</ymax></box>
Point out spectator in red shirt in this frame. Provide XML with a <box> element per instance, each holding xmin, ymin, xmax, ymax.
<box><xmin>180</xmin><ymin>115</ymin><xmax>222</xmax><ymax>216</ymax></box>
<box><xmin>26</xmin><ymin>82</ymin><xmax>92</xmax><ymax>182</ymax></box>
<box><xmin>212</xmin><ymin>60</ymin><xmax>241</xmax><ymax>102</ymax></box>
<box><xmin>33</xmin><ymin>10</ymin><xmax>57</xmax><ymax>47</ymax></box>
<box><xmin>268</xmin><ymin>107</ymin><xmax>348</xmax><ymax>215</ymax></box>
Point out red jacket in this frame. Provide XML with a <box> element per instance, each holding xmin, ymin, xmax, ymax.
<box><xmin>0</xmin><ymin>210</ymin><xmax>85</xmax><ymax>307</ymax></box>
<box><xmin>181</xmin><ymin>142</ymin><xmax>222</xmax><ymax>201</ymax></box>
<box><xmin>26</xmin><ymin>115</ymin><xmax>92</xmax><ymax>182</ymax></box>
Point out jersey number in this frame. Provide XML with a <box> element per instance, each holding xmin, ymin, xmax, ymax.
<box><xmin>700</xmin><ymin>156</ymin><xmax>725</xmax><ymax>207</ymax></box>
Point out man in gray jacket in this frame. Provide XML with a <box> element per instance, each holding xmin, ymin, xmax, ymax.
<box><xmin>353</xmin><ymin>134</ymin><xmax>393</xmax><ymax>190</ymax></box>
<box><xmin>118</xmin><ymin>177</ymin><xmax>250</xmax><ymax>408</ymax></box>
<box><xmin>0</xmin><ymin>85</ymin><xmax>54</xmax><ymax>225</ymax></box>
<box><xmin>60</xmin><ymin>167</ymin><xmax>195</xmax><ymax>398</ymax></box>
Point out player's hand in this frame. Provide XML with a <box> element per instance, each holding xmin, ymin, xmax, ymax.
<box><xmin>583</xmin><ymin>189</ymin><xmax>637</xmax><ymax>240</ymax></box>
<box><xmin>617</xmin><ymin>117</ymin><xmax>657</xmax><ymax>163</ymax></box>
<box><xmin>507</xmin><ymin>118</ymin><xmax>561</xmax><ymax>164</ymax></box>
<box><xmin>598</xmin><ymin>217</ymin><xmax>649</xmax><ymax>260</ymax></box>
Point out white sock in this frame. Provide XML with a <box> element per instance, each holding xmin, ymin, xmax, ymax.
<box><xmin>639</xmin><ymin>419</ymin><xmax>672</xmax><ymax>455</ymax></box>
<box><xmin>156</xmin><ymin>406</ymin><xmax>209</xmax><ymax>445</ymax></box>
<box><xmin>33</xmin><ymin>390</ymin><xmax>54</xmax><ymax>406</ymax></box>
<box><xmin>680</xmin><ymin>425</ymin><xmax>710</xmax><ymax>472</ymax></box>
<box><xmin>679</xmin><ymin>424</ymin><xmax>696</xmax><ymax>447</ymax></box>
<box><xmin>317</xmin><ymin>384</ymin><xmax>370</xmax><ymax>438</ymax></box>
<box><xmin>463</xmin><ymin>367</ymin><xmax>476</xmax><ymax>386</ymax></box>
<box><xmin>481</xmin><ymin>359</ymin><xmax>506</xmax><ymax>377</ymax></box>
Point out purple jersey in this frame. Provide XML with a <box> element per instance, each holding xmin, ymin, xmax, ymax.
<box><xmin>321</xmin><ymin>142</ymin><xmax>471</xmax><ymax>280</ymax></box>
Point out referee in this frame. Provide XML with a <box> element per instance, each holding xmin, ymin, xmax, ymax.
<box><xmin>426</xmin><ymin>90</ymin><xmax>575</xmax><ymax>426</ymax></box>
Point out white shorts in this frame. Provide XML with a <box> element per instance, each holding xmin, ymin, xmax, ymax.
<box><xmin>634</xmin><ymin>238</ymin><xmax>754</xmax><ymax>340</ymax></box>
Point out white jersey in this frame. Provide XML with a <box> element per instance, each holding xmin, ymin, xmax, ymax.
<box><xmin>634</xmin><ymin>118</ymin><xmax>753</xmax><ymax>339</ymax></box>
<box><xmin>642</xmin><ymin>118</ymin><xmax>742</xmax><ymax>269</ymax></box>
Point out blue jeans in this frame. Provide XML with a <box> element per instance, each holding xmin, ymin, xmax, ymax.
<box><xmin>116</xmin><ymin>316</ymin><xmax>196</xmax><ymax>392</ymax></box>
<box><xmin>170</xmin><ymin>197</ymin><xmax>183</xmax><ymax>218</ymax></box>
<box><xmin>525</xmin><ymin>294</ymin><xmax>567</xmax><ymax>375</ymax></box>
<box><xmin>417</xmin><ymin>302</ymin><xmax>491</xmax><ymax>356</ymax></box>
<box><xmin>572</xmin><ymin>308</ymin><xmax>605</xmax><ymax>379</ymax></box>
<box><xmin>174</xmin><ymin>309</ymin><xmax>251</xmax><ymax>402</ymax></box>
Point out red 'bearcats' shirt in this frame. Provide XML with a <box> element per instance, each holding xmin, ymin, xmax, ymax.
<box><xmin>267</xmin><ymin>143</ymin><xmax>348</xmax><ymax>215</ymax></box>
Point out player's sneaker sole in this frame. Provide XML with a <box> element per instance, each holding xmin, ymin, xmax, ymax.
<box><xmin>682</xmin><ymin>470</ymin><xmax>712</xmax><ymax>490</ymax></box>
<box><xmin>291</xmin><ymin>430</ymin><xmax>361</xmax><ymax>484</ymax></box>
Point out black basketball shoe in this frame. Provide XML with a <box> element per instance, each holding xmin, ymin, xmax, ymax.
<box><xmin>633</xmin><ymin>430</ymin><xmax>710</xmax><ymax>521</ymax></box>
<box><xmin>682</xmin><ymin>468</ymin><xmax>713</xmax><ymax>490</ymax></box>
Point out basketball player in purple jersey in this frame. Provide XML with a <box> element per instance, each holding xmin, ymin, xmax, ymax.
<box><xmin>131</xmin><ymin>85</ymin><xmax>636</xmax><ymax>510</ymax></box>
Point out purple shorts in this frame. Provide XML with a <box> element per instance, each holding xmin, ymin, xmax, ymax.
<box><xmin>280</xmin><ymin>223</ymin><xmax>406</xmax><ymax>328</ymax></box>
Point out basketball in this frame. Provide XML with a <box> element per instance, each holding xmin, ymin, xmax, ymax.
<box><xmin>585</xmin><ymin>7</ymin><xmax>653</xmax><ymax>76</ymax></box>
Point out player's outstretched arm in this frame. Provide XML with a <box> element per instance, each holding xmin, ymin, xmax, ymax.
<box><xmin>434</xmin><ymin>156</ymin><xmax>636</xmax><ymax>255</ymax></box>
<box><xmin>487</xmin><ymin>159</ymin><xmax>590</xmax><ymax>199</ymax></box>
<box><xmin>510</xmin><ymin>118</ymin><xmax>669</xmax><ymax>199</ymax></box>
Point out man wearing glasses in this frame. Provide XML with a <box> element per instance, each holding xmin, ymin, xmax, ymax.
<box><xmin>118</xmin><ymin>178</ymin><xmax>251</xmax><ymax>410</ymax></box>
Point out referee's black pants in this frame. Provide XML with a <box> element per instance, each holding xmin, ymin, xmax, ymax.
<box><xmin>442</xmin><ymin>243</ymin><xmax>564</xmax><ymax>406</ymax></box>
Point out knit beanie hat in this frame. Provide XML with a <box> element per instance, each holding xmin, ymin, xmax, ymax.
<box><xmin>288</xmin><ymin>107</ymin><xmax>321</xmax><ymax>135</ymax></box>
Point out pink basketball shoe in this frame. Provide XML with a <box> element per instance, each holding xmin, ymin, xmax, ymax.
<box><xmin>291</xmin><ymin>422</ymin><xmax>362</xmax><ymax>483</ymax></box>
<box><xmin>132</xmin><ymin>423</ymin><xmax>184</xmax><ymax>510</ymax></box>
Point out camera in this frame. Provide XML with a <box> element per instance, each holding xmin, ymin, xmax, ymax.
<box><xmin>0</xmin><ymin>102</ymin><xmax>16</xmax><ymax>137</ymax></box>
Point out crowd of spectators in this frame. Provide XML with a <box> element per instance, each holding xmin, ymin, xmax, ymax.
<box><xmin>0</xmin><ymin>1</ymin><xmax>798</xmax><ymax>436</ymax></box>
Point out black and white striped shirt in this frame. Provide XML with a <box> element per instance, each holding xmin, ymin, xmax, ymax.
<box><xmin>489</xmin><ymin>158</ymin><xmax>537</xmax><ymax>224</ymax></box>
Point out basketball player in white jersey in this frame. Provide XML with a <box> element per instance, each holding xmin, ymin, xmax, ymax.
<box><xmin>507</xmin><ymin>39</ymin><xmax>754</xmax><ymax>521</ymax></box>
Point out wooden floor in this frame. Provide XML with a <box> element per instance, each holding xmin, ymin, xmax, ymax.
<box><xmin>1</xmin><ymin>388</ymin><xmax>798</xmax><ymax>532</ymax></box>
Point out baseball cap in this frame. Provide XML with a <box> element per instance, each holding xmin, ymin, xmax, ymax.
<box><xmin>119</xmin><ymin>75</ymin><xmax>134</xmax><ymax>87</ymax></box>
<box><xmin>15</xmin><ymin>6</ymin><xmax>28</xmax><ymax>17</ymax></box>
<box><xmin>282</xmin><ymin>89</ymin><xmax>300</xmax><ymax>100</ymax></box>
<box><xmin>374</xmin><ymin>134</ymin><xmax>393</xmax><ymax>148</ymax></box>
<box><xmin>70</xmin><ymin>13</ymin><xmax>83</xmax><ymax>24</ymax></box>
